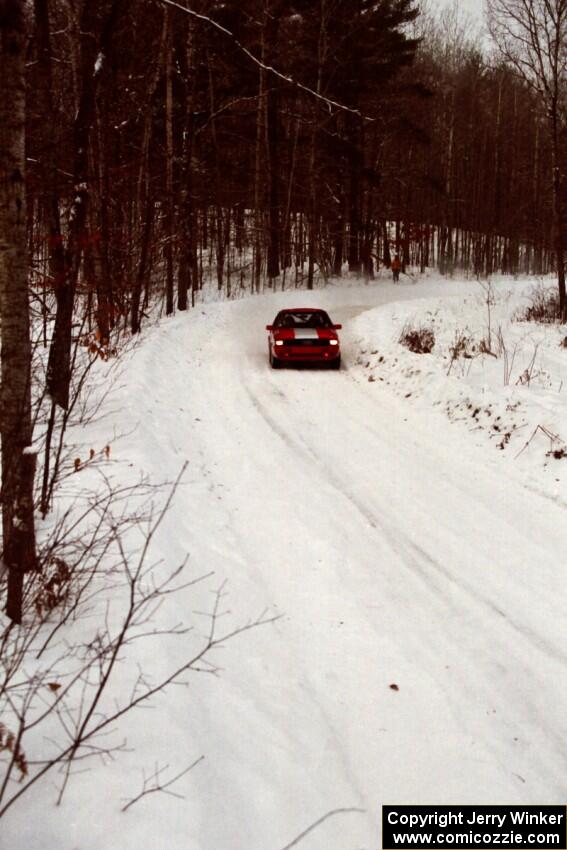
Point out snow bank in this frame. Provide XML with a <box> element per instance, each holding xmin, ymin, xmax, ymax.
<box><xmin>350</xmin><ymin>277</ymin><xmax>567</xmax><ymax>505</ymax></box>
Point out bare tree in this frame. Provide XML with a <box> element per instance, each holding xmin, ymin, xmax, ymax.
<box><xmin>45</xmin><ymin>0</ymin><xmax>131</xmax><ymax>411</ymax></box>
<box><xmin>0</xmin><ymin>464</ymin><xmax>277</xmax><ymax>817</ymax></box>
<box><xmin>0</xmin><ymin>0</ymin><xmax>38</xmax><ymax>623</ymax></box>
<box><xmin>488</xmin><ymin>0</ymin><xmax>567</xmax><ymax>317</ymax></box>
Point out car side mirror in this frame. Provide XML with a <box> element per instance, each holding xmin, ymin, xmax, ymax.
<box><xmin>333</xmin><ymin>324</ymin><xmax>342</xmax><ymax>330</ymax></box>
<box><xmin>266</xmin><ymin>324</ymin><xmax>274</xmax><ymax>331</ymax></box>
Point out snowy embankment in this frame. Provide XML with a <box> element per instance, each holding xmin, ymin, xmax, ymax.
<box><xmin>350</xmin><ymin>278</ymin><xmax>567</xmax><ymax>504</ymax></box>
<box><xmin>5</xmin><ymin>273</ymin><xmax>567</xmax><ymax>850</ymax></box>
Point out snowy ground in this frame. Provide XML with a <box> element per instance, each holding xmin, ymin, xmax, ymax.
<box><xmin>5</xmin><ymin>273</ymin><xmax>567</xmax><ymax>850</ymax></box>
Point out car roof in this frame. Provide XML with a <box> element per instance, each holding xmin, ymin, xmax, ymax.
<box><xmin>278</xmin><ymin>307</ymin><xmax>327</xmax><ymax>313</ymax></box>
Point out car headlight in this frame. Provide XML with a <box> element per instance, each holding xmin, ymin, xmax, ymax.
<box><xmin>275</xmin><ymin>340</ymin><xmax>284</xmax><ymax>347</ymax></box>
<box><xmin>330</xmin><ymin>339</ymin><xmax>339</xmax><ymax>346</ymax></box>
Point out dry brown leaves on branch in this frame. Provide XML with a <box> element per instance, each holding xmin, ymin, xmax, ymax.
<box><xmin>0</xmin><ymin>726</ymin><xmax>28</xmax><ymax>782</ymax></box>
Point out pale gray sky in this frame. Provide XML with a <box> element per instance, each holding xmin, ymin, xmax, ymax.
<box><xmin>432</xmin><ymin>0</ymin><xmax>486</xmax><ymax>25</ymax></box>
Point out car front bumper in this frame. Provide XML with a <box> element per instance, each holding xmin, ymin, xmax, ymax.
<box><xmin>273</xmin><ymin>345</ymin><xmax>340</xmax><ymax>363</ymax></box>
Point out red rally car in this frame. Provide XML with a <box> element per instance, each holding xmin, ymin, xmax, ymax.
<box><xmin>266</xmin><ymin>308</ymin><xmax>342</xmax><ymax>369</ymax></box>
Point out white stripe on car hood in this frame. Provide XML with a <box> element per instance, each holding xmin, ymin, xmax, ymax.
<box><xmin>293</xmin><ymin>328</ymin><xmax>320</xmax><ymax>339</ymax></box>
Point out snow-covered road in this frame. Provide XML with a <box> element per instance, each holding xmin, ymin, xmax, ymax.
<box><xmin>10</xmin><ymin>279</ymin><xmax>567</xmax><ymax>850</ymax></box>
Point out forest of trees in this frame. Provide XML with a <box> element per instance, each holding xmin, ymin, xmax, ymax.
<box><xmin>0</xmin><ymin>1</ymin><xmax>566</xmax><ymax>617</ymax></box>
<box><xmin>14</xmin><ymin>0</ymin><xmax>567</xmax><ymax>338</ymax></box>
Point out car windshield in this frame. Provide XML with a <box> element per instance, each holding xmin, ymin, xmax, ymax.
<box><xmin>274</xmin><ymin>311</ymin><xmax>332</xmax><ymax>329</ymax></box>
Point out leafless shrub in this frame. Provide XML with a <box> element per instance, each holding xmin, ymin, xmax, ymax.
<box><xmin>449</xmin><ymin>329</ymin><xmax>474</xmax><ymax>360</ymax></box>
<box><xmin>31</xmin><ymin>314</ymin><xmax>134</xmax><ymax>518</ymax></box>
<box><xmin>515</xmin><ymin>424</ymin><xmax>564</xmax><ymax>459</ymax></box>
<box><xmin>479</xmin><ymin>278</ymin><xmax>496</xmax><ymax>353</ymax></box>
<box><xmin>495</xmin><ymin>326</ymin><xmax>518</xmax><ymax>386</ymax></box>
<box><xmin>515</xmin><ymin>285</ymin><xmax>560</xmax><ymax>324</ymax></box>
<box><xmin>447</xmin><ymin>329</ymin><xmax>475</xmax><ymax>375</ymax></box>
<box><xmin>515</xmin><ymin>342</ymin><xmax>542</xmax><ymax>387</ymax></box>
<box><xmin>399</xmin><ymin>322</ymin><xmax>435</xmax><ymax>354</ymax></box>
<box><xmin>478</xmin><ymin>337</ymin><xmax>497</xmax><ymax>357</ymax></box>
<box><xmin>0</xmin><ymin>466</ymin><xmax>277</xmax><ymax>817</ymax></box>
<box><xmin>494</xmin><ymin>326</ymin><xmax>543</xmax><ymax>388</ymax></box>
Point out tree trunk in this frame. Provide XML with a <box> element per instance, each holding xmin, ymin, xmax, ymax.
<box><xmin>132</xmin><ymin>9</ymin><xmax>166</xmax><ymax>332</ymax></box>
<box><xmin>0</xmin><ymin>0</ymin><xmax>38</xmax><ymax>623</ymax></box>
<box><xmin>253</xmin><ymin>58</ymin><xmax>267</xmax><ymax>293</ymax></box>
<box><xmin>46</xmin><ymin>0</ymin><xmax>129</xmax><ymax>408</ymax></box>
<box><xmin>164</xmin><ymin>9</ymin><xmax>175</xmax><ymax>315</ymax></box>
<box><xmin>266</xmin><ymin>84</ymin><xmax>281</xmax><ymax>281</ymax></box>
<box><xmin>177</xmin><ymin>20</ymin><xmax>197</xmax><ymax>312</ymax></box>
<box><xmin>347</xmin><ymin>141</ymin><xmax>362</xmax><ymax>273</ymax></box>
<box><xmin>550</xmin><ymin>104</ymin><xmax>566</xmax><ymax>318</ymax></box>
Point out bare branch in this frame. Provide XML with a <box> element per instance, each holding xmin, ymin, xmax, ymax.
<box><xmin>121</xmin><ymin>756</ymin><xmax>204</xmax><ymax>812</ymax></box>
<box><xmin>156</xmin><ymin>0</ymin><xmax>375</xmax><ymax>121</ymax></box>
<box><xmin>279</xmin><ymin>808</ymin><xmax>366</xmax><ymax>850</ymax></box>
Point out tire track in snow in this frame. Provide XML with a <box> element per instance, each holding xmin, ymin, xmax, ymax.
<box><xmin>242</xmin><ymin>376</ymin><xmax>567</xmax><ymax>793</ymax></box>
<box><xmin>172</xmin><ymin>293</ymin><xmax>567</xmax><ymax>803</ymax></box>
<box><xmin>243</xmin><ymin>377</ymin><xmax>506</xmax><ymax>649</ymax></box>
<box><xmin>244</xmin><ymin>380</ymin><xmax>501</xmax><ymax>622</ymax></box>
<box><xmin>252</xmin><ymin>375</ymin><xmax>567</xmax><ymax>671</ymax></box>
